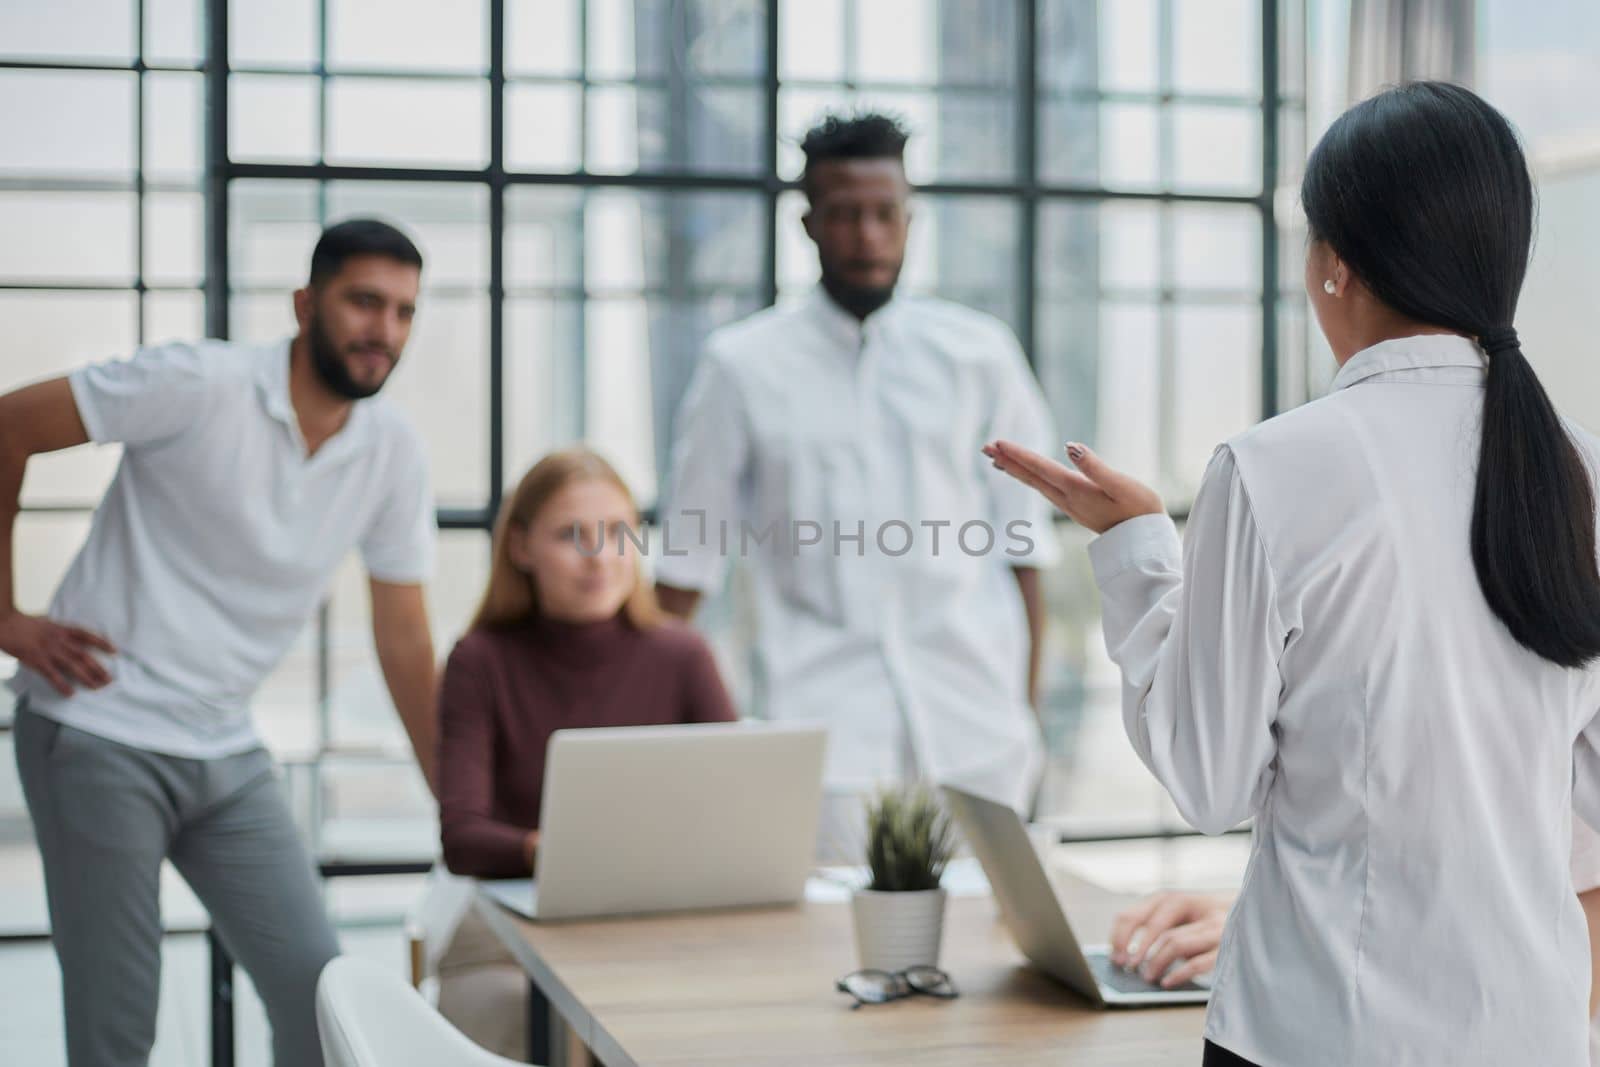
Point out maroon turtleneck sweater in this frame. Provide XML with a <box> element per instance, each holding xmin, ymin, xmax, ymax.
<box><xmin>436</xmin><ymin>614</ymin><xmax>738</xmax><ymax>878</ymax></box>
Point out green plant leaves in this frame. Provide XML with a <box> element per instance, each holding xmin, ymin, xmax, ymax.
<box><xmin>862</xmin><ymin>785</ymin><xmax>956</xmax><ymax>893</ymax></box>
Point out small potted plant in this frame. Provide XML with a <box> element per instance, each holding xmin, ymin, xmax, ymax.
<box><xmin>851</xmin><ymin>785</ymin><xmax>957</xmax><ymax>972</ymax></box>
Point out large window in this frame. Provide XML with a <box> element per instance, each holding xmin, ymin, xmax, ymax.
<box><xmin>3</xmin><ymin>0</ymin><xmax>1311</xmax><ymax>851</ymax></box>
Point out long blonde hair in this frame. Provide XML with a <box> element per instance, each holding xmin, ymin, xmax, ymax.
<box><xmin>470</xmin><ymin>448</ymin><xmax>662</xmax><ymax>632</ymax></box>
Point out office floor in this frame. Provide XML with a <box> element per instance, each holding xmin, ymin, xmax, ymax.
<box><xmin>0</xmin><ymin>833</ymin><xmax>430</xmax><ymax>1066</ymax></box>
<box><xmin>0</xmin><ymin>922</ymin><xmax>406</xmax><ymax>1067</ymax></box>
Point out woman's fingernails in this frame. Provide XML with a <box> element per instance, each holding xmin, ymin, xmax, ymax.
<box><xmin>1065</xmin><ymin>443</ymin><xmax>1085</xmax><ymax>462</ymax></box>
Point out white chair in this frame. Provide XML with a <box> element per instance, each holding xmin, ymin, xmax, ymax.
<box><xmin>315</xmin><ymin>955</ymin><xmax>534</xmax><ymax>1067</ymax></box>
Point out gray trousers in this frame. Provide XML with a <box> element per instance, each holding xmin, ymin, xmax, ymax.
<box><xmin>14</xmin><ymin>707</ymin><xmax>341</xmax><ymax>1067</ymax></box>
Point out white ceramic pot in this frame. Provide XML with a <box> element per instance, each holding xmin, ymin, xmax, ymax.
<box><xmin>850</xmin><ymin>887</ymin><xmax>948</xmax><ymax>972</ymax></box>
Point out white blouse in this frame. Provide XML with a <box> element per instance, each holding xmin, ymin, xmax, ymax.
<box><xmin>1090</xmin><ymin>334</ymin><xmax>1600</xmax><ymax>1066</ymax></box>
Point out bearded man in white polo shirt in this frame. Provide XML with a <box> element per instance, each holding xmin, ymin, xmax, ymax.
<box><xmin>0</xmin><ymin>219</ymin><xmax>440</xmax><ymax>1067</ymax></box>
<box><xmin>655</xmin><ymin>113</ymin><xmax>1061</xmax><ymax>860</ymax></box>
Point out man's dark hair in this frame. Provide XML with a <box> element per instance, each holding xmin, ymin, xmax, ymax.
<box><xmin>309</xmin><ymin>218</ymin><xmax>424</xmax><ymax>285</ymax></box>
<box><xmin>799</xmin><ymin>112</ymin><xmax>910</xmax><ymax>199</ymax></box>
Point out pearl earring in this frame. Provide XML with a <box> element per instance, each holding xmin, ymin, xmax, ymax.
<box><xmin>1323</xmin><ymin>280</ymin><xmax>1337</xmax><ymax>295</ymax></box>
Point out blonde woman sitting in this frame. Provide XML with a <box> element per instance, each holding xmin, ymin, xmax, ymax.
<box><xmin>433</xmin><ymin>448</ymin><xmax>737</xmax><ymax>1056</ymax></box>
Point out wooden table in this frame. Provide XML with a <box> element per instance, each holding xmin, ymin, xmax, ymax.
<box><xmin>474</xmin><ymin>871</ymin><xmax>1207</xmax><ymax>1066</ymax></box>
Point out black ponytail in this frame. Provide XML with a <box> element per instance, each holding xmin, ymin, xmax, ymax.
<box><xmin>1302</xmin><ymin>82</ymin><xmax>1600</xmax><ymax>668</ymax></box>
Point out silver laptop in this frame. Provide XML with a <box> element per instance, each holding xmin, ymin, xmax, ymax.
<box><xmin>943</xmin><ymin>785</ymin><xmax>1210</xmax><ymax>1007</ymax></box>
<box><xmin>485</xmin><ymin>721</ymin><xmax>826</xmax><ymax>921</ymax></box>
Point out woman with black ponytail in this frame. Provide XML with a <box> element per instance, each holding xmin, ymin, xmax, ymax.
<box><xmin>986</xmin><ymin>81</ymin><xmax>1600</xmax><ymax>1066</ymax></box>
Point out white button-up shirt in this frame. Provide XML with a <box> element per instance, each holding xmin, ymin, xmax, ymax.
<box><xmin>1090</xmin><ymin>333</ymin><xmax>1600</xmax><ymax>1066</ymax></box>
<box><xmin>10</xmin><ymin>339</ymin><xmax>435</xmax><ymax>758</ymax></box>
<box><xmin>1572</xmin><ymin>819</ymin><xmax>1600</xmax><ymax>1064</ymax></box>
<box><xmin>657</xmin><ymin>288</ymin><xmax>1061</xmax><ymax>809</ymax></box>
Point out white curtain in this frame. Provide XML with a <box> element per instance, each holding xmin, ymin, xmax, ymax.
<box><xmin>1348</xmin><ymin>0</ymin><xmax>1476</xmax><ymax>100</ymax></box>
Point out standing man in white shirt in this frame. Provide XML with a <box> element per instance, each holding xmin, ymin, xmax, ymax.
<box><xmin>0</xmin><ymin>219</ymin><xmax>440</xmax><ymax>1067</ymax></box>
<box><xmin>655</xmin><ymin>113</ymin><xmax>1061</xmax><ymax>857</ymax></box>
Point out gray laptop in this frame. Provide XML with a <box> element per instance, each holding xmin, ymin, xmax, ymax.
<box><xmin>943</xmin><ymin>785</ymin><xmax>1210</xmax><ymax>1007</ymax></box>
<box><xmin>483</xmin><ymin>721</ymin><xmax>826</xmax><ymax>921</ymax></box>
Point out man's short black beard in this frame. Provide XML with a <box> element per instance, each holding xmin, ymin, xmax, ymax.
<box><xmin>307</xmin><ymin>311</ymin><xmax>385</xmax><ymax>401</ymax></box>
<box><xmin>819</xmin><ymin>266</ymin><xmax>898</xmax><ymax>321</ymax></box>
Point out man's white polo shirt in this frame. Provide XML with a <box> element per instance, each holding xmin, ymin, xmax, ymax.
<box><xmin>9</xmin><ymin>338</ymin><xmax>436</xmax><ymax>758</ymax></box>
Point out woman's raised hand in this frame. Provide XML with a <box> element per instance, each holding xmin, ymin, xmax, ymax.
<box><xmin>982</xmin><ymin>440</ymin><xmax>1164</xmax><ymax>535</ymax></box>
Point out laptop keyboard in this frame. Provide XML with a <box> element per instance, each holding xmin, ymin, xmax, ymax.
<box><xmin>1087</xmin><ymin>952</ymin><xmax>1206</xmax><ymax>995</ymax></box>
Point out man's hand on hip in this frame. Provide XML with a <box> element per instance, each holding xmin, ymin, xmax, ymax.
<box><xmin>0</xmin><ymin>612</ymin><xmax>115</xmax><ymax>696</ymax></box>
